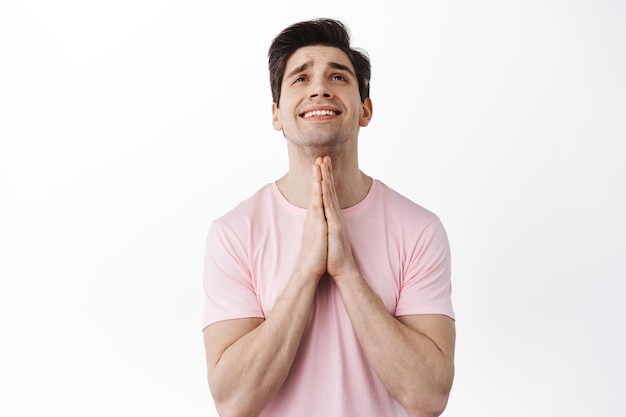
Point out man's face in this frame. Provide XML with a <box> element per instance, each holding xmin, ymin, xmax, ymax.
<box><xmin>272</xmin><ymin>45</ymin><xmax>372</xmax><ymax>150</ymax></box>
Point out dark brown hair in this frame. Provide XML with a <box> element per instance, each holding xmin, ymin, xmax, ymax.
<box><xmin>268</xmin><ymin>18</ymin><xmax>371</xmax><ymax>106</ymax></box>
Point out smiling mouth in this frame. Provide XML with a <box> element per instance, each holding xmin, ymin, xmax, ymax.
<box><xmin>301</xmin><ymin>109</ymin><xmax>340</xmax><ymax>118</ymax></box>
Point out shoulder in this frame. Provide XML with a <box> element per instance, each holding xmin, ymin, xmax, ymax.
<box><xmin>212</xmin><ymin>183</ymin><xmax>275</xmax><ymax>224</ymax></box>
<box><xmin>206</xmin><ymin>183</ymin><xmax>278</xmax><ymax>241</ymax></box>
<box><xmin>372</xmin><ymin>180</ymin><xmax>441</xmax><ymax>226</ymax></box>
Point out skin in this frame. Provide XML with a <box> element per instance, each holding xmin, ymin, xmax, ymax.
<box><xmin>203</xmin><ymin>45</ymin><xmax>455</xmax><ymax>417</ymax></box>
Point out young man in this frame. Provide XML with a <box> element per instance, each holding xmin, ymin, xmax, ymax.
<box><xmin>202</xmin><ymin>18</ymin><xmax>455</xmax><ymax>417</ymax></box>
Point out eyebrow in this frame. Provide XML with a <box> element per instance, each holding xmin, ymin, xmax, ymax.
<box><xmin>329</xmin><ymin>62</ymin><xmax>355</xmax><ymax>78</ymax></box>
<box><xmin>285</xmin><ymin>61</ymin><xmax>356</xmax><ymax>80</ymax></box>
<box><xmin>286</xmin><ymin>62</ymin><xmax>310</xmax><ymax>79</ymax></box>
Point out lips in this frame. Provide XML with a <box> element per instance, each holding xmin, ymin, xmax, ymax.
<box><xmin>302</xmin><ymin>109</ymin><xmax>338</xmax><ymax>118</ymax></box>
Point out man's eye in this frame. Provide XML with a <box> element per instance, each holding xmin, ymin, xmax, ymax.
<box><xmin>332</xmin><ymin>74</ymin><xmax>346</xmax><ymax>81</ymax></box>
<box><xmin>294</xmin><ymin>76</ymin><xmax>306</xmax><ymax>83</ymax></box>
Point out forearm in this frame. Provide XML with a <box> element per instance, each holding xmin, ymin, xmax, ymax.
<box><xmin>209</xmin><ymin>272</ymin><xmax>319</xmax><ymax>417</ymax></box>
<box><xmin>334</xmin><ymin>272</ymin><xmax>455</xmax><ymax>416</ymax></box>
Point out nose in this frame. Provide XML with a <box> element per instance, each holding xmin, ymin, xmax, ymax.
<box><xmin>309</xmin><ymin>78</ymin><xmax>332</xmax><ymax>99</ymax></box>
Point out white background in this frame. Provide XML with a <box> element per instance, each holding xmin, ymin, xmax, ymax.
<box><xmin>1</xmin><ymin>1</ymin><xmax>624</xmax><ymax>416</ymax></box>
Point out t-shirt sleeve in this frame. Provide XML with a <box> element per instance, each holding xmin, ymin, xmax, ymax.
<box><xmin>395</xmin><ymin>217</ymin><xmax>455</xmax><ymax>319</ymax></box>
<box><xmin>202</xmin><ymin>220</ymin><xmax>265</xmax><ymax>330</ymax></box>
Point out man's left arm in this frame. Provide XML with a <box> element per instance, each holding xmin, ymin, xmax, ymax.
<box><xmin>318</xmin><ymin>157</ymin><xmax>455</xmax><ymax>417</ymax></box>
<box><xmin>334</xmin><ymin>273</ymin><xmax>455</xmax><ymax>417</ymax></box>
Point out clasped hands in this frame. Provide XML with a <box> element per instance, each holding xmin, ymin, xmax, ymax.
<box><xmin>298</xmin><ymin>156</ymin><xmax>358</xmax><ymax>282</ymax></box>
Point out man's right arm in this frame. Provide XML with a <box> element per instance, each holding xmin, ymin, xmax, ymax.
<box><xmin>203</xmin><ymin>270</ymin><xmax>319</xmax><ymax>417</ymax></box>
<box><xmin>203</xmin><ymin>163</ymin><xmax>328</xmax><ymax>417</ymax></box>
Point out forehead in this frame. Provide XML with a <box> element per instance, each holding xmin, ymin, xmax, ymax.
<box><xmin>285</xmin><ymin>45</ymin><xmax>354</xmax><ymax>73</ymax></box>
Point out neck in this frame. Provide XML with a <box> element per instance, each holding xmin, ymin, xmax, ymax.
<box><xmin>277</xmin><ymin>143</ymin><xmax>371</xmax><ymax>209</ymax></box>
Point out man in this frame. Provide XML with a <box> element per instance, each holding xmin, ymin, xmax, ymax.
<box><xmin>202</xmin><ymin>18</ymin><xmax>455</xmax><ymax>417</ymax></box>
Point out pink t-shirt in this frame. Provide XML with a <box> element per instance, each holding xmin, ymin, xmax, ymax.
<box><xmin>203</xmin><ymin>179</ymin><xmax>454</xmax><ymax>416</ymax></box>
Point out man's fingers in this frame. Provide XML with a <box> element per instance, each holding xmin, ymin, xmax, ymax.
<box><xmin>310</xmin><ymin>163</ymin><xmax>323</xmax><ymax>211</ymax></box>
<box><xmin>320</xmin><ymin>157</ymin><xmax>340</xmax><ymax>218</ymax></box>
<box><xmin>299</xmin><ymin>160</ymin><xmax>328</xmax><ymax>279</ymax></box>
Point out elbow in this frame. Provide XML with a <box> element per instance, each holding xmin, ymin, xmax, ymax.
<box><xmin>213</xmin><ymin>398</ymin><xmax>259</xmax><ymax>417</ymax></box>
<box><xmin>404</xmin><ymin>392</ymin><xmax>451</xmax><ymax>417</ymax></box>
<box><xmin>208</xmin><ymin>383</ymin><xmax>244</xmax><ymax>417</ymax></box>
<box><xmin>403</xmin><ymin>367</ymin><xmax>454</xmax><ymax>417</ymax></box>
<box><xmin>210</xmin><ymin>384</ymin><xmax>262</xmax><ymax>417</ymax></box>
<box><xmin>213</xmin><ymin>404</ymin><xmax>240</xmax><ymax>417</ymax></box>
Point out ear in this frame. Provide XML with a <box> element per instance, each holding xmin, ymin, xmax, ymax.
<box><xmin>359</xmin><ymin>98</ymin><xmax>373</xmax><ymax>127</ymax></box>
<box><xmin>272</xmin><ymin>102</ymin><xmax>283</xmax><ymax>131</ymax></box>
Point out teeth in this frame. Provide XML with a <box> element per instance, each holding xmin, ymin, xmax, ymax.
<box><xmin>303</xmin><ymin>110</ymin><xmax>337</xmax><ymax>118</ymax></box>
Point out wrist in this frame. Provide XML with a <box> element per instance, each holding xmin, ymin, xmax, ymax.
<box><xmin>330</xmin><ymin>267</ymin><xmax>361</xmax><ymax>285</ymax></box>
<box><xmin>291</xmin><ymin>268</ymin><xmax>324</xmax><ymax>286</ymax></box>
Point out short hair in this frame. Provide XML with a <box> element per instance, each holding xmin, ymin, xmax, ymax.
<box><xmin>268</xmin><ymin>18</ymin><xmax>371</xmax><ymax>106</ymax></box>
